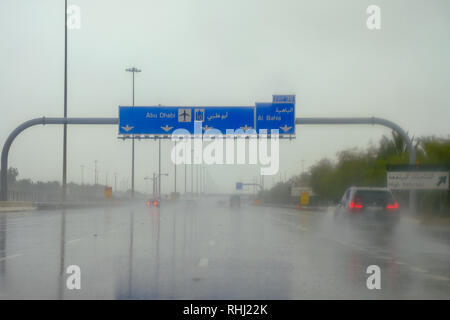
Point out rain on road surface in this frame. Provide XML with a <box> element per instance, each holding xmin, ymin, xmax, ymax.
<box><xmin>0</xmin><ymin>197</ymin><xmax>449</xmax><ymax>299</ymax></box>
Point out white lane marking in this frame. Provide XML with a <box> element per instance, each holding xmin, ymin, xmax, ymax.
<box><xmin>329</xmin><ymin>238</ymin><xmax>368</xmax><ymax>252</ymax></box>
<box><xmin>426</xmin><ymin>274</ymin><xmax>450</xmax><ymax>281</ymax></box>
<box><xmin>298</xmin><ymin>225</ymin><xmax>308</xmax><ymax>232</ymax></box>
<box><xmin>198</xmin><ymin>258</ymin><xmax>209</xmax><ymax>267</ymax></box>
<box><xmin>0</xmin><ymin>253</ymin><xmax>23</xmax><ymax>262</ymax></box>
<box><xmin>410</xmin><ymin>266</ymin><xmax>428</xmax><ymax>273</ymax></box>
<box><xmin>376</xmin><ymin>255</ymin><xmax>393</xmax><ymax>260</ymax></box>
<box><xmin>209</xmin><ymin>240</ymin><xmax>215</xmax><ymax>246</ymax></box>
<box><xmin>271</xmin><ymin>216</ymin><xmax>308</xmax><ymax>232</ymax></box>
<box><xmin>67</xmin><ymin>238</ymin><xmax>81</xmax><ymax>244</ymax></box>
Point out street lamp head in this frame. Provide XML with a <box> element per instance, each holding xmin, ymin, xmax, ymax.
<box><xmin>126</xmin><ymin>67</ymin><xmax>142</xmax><ymax>73</ymax></box>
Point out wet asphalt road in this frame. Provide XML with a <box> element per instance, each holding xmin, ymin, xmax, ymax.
<box><xmin>0</xmin><ymin>196</ymin><xmax>449</xmax><ymax>299</ymax></box>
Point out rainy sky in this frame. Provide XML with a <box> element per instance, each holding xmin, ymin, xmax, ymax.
<box><xmin>0</xmin><ymin>0</ymin><xmax>449</xmax><ymax>194</ymax></box>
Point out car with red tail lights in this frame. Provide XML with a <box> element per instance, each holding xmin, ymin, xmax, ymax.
<box><xmin>334</xmin><ymin>187</ymin><xmax>400</xmax><ymax>226</ymax></box>
<box><xmin>146</xmin><ymin>198</ymin><xmax>160</xmax><ymax>207</ymax></box>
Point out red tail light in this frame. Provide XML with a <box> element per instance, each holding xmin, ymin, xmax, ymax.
<box><xmin>153</xmin><ymin>200</ymin><xmax>159</xmax><ymax>206</ymax></box>
<box><xmin>386</xmin><ymin>203</ymin><xmax>398</xmax><ymax>210</ymax></box>
<box><xmin>349</xmin><ymin>201</ymin><xmax>363</xmax><ymax>210</ymax></box>
<box><xmin>146</xmin><ymin>201</ymin><xmax>151</xmax><ymax>206</ymax></box>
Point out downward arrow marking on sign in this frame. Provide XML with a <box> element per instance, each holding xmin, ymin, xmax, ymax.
<box><xmin>121</xmin><ymin>125</ymin><xmax>134</xmax><ymax>132</ymax></box>
<box><xmin>161</xmin><ymin>125</ymin><xmax>173</xmax><ymax>132</ymax></box>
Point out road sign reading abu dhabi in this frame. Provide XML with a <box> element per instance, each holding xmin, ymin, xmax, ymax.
<box><xmin>119</xmin><ymin>106</ymin><xmax>254</xmax><ymax>135</ymax></box>
<box><xmin>118</xmin><ymin>94</ymin><xmax>295</xmax><ymax>136</ymax></box>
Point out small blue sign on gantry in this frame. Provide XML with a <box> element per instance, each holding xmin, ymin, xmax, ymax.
<box><xmin>272</xmin><ymin>94</ymin><xmax>295</xmax><ymax>104</ymax></box>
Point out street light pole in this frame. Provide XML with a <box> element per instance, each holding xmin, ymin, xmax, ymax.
<box><xmin>94</xmin><ymin>160</ymin><xmax>98</xmax><ymax>185</ymax></box>
<box><xmin>191</xmin><ymin>147</ymin><xmax>193</xmax><ymax>194</ymax></box>
<box><xmin>158</xmin><ymin>138</ymin><xmax>161</xmax><ymax>197</ymax></box>
<box><xmin>125</xmin><ymin>67</ymin><xmax>141</xmax><ymax>198</ymax></box>
<box><xmin>62</xmin><ymin>0</ymin><xmax>68</xmax><ymax>201</ymax></box>
<box><xmin>155</xmin><ymin>173</ymin><xmax>168</xmax><ymax>197</ymax></box>
<box><xmin>174</xmin><ymin>141</ymin><xmax>177</xmax><ymax>194</ymax></box>
<box><xmin>196</xmin><ymin>165</ymin><xmax>199</xmax><ymax>195</ymax></box>
<box><xmin>202</xmin><ymin>166</ymin><xmax>206</xmax><ymax>194</ymax></box>
<box><xmin>145</xmin><ymin>174</ymin><xmax>157</xmax><ymax>197</ymax></box>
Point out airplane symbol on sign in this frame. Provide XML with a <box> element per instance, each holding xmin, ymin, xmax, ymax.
<box><xmin>121</xmin><ymin>125</ymin><xmax>134</xmax><ymax>132</ymax></box>
<box><xmin>178</xmin><ymin>109</ymin><xmax>191</xmax><ymax>122</ymax></box>
<box><xmin>161</xmin><ymin>125</ymin><xmax>173</xmax><ymax>132</ymax></box>
<box><xmin>280</xmin><ymin>125</ymin><xmax>292</xmax><ymax>132</ymax></box>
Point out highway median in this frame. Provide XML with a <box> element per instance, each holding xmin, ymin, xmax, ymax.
<box><xmin>0</xmin><ymin>201</ymin><xmax>37</xmax><ymax>212</ymax></box>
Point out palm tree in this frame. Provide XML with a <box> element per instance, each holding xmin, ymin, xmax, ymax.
<box><xmin>379</xmin><ymin>131</ymin><xmax>415</xmax><ymax>158</ymax></box>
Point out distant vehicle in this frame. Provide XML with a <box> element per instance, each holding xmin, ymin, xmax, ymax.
<box><xmin>185</xmin><ymin>199</ymin><xmax>197</xmax><ymax>208</ymax></box>
<box><xmin>334</xmin><ymin>187</ymin><xmax>400</xmax><ymax>226</ymax></box>
<box><xmin>230</xmin><ymin>195</ymin><xmax>241</xmax><ymax>208</ymax></box>
<box><xmin>170</xmin><ymin>192</ymin><xmax>180</xmax><ymax>200</ymax></box>
<box><xmin>146</xmin><ymin>198</ymin><xmax>160</xmax><ymax>207</ymax></box>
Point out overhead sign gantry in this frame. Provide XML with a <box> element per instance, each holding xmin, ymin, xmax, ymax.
<box><xmin>0</xmin><ymin>96</ymin><xmax>418</xmax><ymax>214</ymax></box>
<box><xmin>118</xmin><ymin>94</ymin><xmax>296</xmax><ymax>137</ymax></box>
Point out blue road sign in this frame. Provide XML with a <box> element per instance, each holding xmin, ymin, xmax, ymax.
<box><xmin>119</xmin><ymin>106</ymin><xmax>182</xmax><ymax>135</ymax></box>
<box><xmin>119</xmin><ymin>106</ymin><xmax>254</xmax><ymax>135</ymax></box>
<box><xmin>255</xmin><ymin>102</ymin><xmax>295</xmax><ymax>135</ymax></box>
<box><xmin>236</xmin><ymin>182</ymin><xmax>243</xmax><ymax>190</ymax></box>
<box><xmin>118</xmin><ymin>95</ymin><xmax>295</xmax><ymax>136</ymax></box>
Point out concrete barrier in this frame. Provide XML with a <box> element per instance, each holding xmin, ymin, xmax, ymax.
<box><xmin>0</xmin><ymin>201</ymin><xmax>36</xmax><ymax>212</ymax></box>
<box><xmin>255</xmin><ymin>202</ymin><xmax>331</xmax><ymax>213</ymax></box>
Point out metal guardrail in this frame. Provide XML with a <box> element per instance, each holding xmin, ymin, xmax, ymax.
<box><xmin>5</xmin><ymin>190</ymin><xmax>55</xmax><ymax>202</ymax></box>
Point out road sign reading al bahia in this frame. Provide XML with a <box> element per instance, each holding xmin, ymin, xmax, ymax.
<box><xmin>118</xmin><ymin>95</ymin><xmax>295</xmax><ymax>136</ymax></box>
